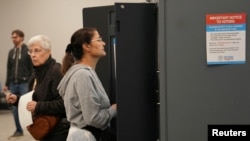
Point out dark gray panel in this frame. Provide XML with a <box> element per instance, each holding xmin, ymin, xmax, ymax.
<box><xmin>159</xmin><ymin>0</ymin><xmax>250</xmax><ymax>140</ymax></box>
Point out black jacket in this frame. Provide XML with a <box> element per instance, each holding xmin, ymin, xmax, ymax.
<box><xmin>5</xmin><ymin>44</ymin><xmax>33</xmax><ymax>86</ymax></box>
<box><xmin>29</xmin><ymin>56</ymin><xmax>69</xmax><ymax>141</ymax></box>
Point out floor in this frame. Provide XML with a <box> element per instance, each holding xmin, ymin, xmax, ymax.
<box><xmin>0</xmin><ymin>109</ymin><xmax>35</xmax><ymax>141</ymax></box>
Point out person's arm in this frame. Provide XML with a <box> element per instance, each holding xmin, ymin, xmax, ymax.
<box><xmin>5</xmin><ymin>92</ymin><xmax>20</xmax><ymax>106</ymax></box>
<box><xmin>5</xmin><ymin>50</ymin><xmax>12</xmax><ymax>88</ymax></box>
<box><xmin>24</xmin><ymin>44</ymin><xmax>34</xmax><ymax>77</ymax></box>
<box><xmin>76</xmin><ymin>70</ymin><xmax>116</xmax><ymax>129</ymax></box>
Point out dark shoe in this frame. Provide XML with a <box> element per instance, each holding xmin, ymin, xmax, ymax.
<box><xmin>8</xmin><ymin>131</ymin><xmax>24</xmax><ymax>139</ymax></box>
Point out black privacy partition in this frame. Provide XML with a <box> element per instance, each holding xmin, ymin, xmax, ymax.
<box><xmin>83</xmin><ymin>5</ymin><xmax>115</xmax><ymax>104</ymax></box>
<box><xmin>83</xmin><ymin>3</ymin><xmax>158</xmax><ymax>141</ymax></box>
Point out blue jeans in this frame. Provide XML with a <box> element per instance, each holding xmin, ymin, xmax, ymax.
<box><xmin>9</xmin><ymin>82</ymin><xmax>29</xmax><ymax>133</ymax></box>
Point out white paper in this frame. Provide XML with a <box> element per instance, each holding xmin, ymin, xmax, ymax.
<box><xmin>18</xmin><ymin>90</ymin><xmax>34</xmax><ymax>127</ymax></box>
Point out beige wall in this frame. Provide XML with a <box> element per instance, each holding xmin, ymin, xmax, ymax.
<box><xmin>0</xmin><ymin>0</ymin><xmax>145</xmax><ymax>85</ymax></box>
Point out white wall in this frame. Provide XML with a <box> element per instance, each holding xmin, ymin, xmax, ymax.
<box><xmin>0</xmin><ymin>0</ymin><xmax>145</xmax><ymax>85</ymax></box>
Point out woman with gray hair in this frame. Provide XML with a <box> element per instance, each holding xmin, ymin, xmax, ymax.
<box><xmin>6</xmin><ymin>35</ymin><xmax>70</xmax><ymax>141</ymax></box>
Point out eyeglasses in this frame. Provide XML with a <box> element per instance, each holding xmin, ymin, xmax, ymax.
<box><xmin>91</xmin><ymin>37</ymin><xmax>103</xmax><ymax>42</ymax></box>
<box><xmin>11</xmin><ymin>36</ymin><xmax>18</xmax><ymax>39</ymax></box>
<box><xmin>27</xmin><ymin>49</ymin><xmax>44</xmax><ymax>55</ymax></box>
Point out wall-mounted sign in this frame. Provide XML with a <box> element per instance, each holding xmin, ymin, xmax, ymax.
<box><xmin>206</xmin><ymin>13</ymin><xmax>246</xmax><ymax>65</ymax></box>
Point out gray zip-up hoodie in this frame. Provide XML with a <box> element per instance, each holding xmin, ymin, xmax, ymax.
<box><xmin>57</xmin><ymin>64</ymin><xmax>116</xmax><ymax>129</ymax></box>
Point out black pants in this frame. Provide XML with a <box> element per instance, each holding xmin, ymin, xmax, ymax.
<box><xmin>83</xmin><ymin>126</ymin><xmax>102</xmax><ymax>140</ymax></box>
<box><xmin>83</xmin><ymin>126</ymin><xmax>117</xmax><ymax>141</ymax></box>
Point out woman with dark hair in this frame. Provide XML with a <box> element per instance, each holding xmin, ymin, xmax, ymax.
<box><xmin>58</xmin><ymin>27</ymin><xmax>117</xmax><ymax>141</ymax></box>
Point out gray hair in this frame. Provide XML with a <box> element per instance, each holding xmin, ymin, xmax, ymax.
<box><xmin>28</xmin><ymin>35</ymin><xmax>51</xmax><ymax>50</ymax></box>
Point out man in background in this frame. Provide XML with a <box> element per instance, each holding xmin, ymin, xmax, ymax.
<box><xmin>3</xmin><ymin>29</ymin><xmax>33</xmax><ymax>138</ymax></box>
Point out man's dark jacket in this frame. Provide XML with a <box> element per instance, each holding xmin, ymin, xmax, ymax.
<box><xmin>5</xmin><ymin>44</ymin><xmax>33</xmax><ymax>86</ymax></box>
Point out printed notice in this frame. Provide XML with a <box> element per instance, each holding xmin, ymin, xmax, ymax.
<box><xmin>206</xmin><ymin>13</ymin><xmax>246</xmax><ymax>65</ymax></box>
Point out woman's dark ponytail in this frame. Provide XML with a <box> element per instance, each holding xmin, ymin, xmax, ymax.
<box><xmin>61</xmin><ymin>44</ymin><xmax>75</xmax><ymax>74</ymax></box>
